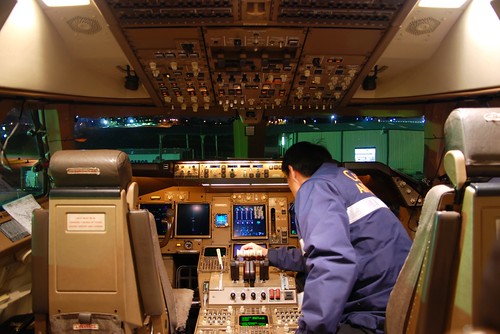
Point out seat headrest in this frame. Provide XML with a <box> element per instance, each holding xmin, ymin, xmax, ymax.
<box><xmin>445</xmin><ymin>108</ymin><xmax>500</xmax><ymax>178</ymax></box>
<box><xmin>49</xmin><ymin>150</ymin><xmax>132</xmax><ymax>189</ymax></box>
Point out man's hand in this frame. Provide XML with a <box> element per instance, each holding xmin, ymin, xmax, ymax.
<box><xmin>241</xmin><ymin>242</ymin><xmax>268</xmax><ymax>257</ymax></box>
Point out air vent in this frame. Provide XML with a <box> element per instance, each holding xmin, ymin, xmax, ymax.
<box><xmin>405</xmin><ymin>17</ymin><xmax>441</xmax><ymax>35</ymax></box>
<box><xmin>66</xmin><ymin>16</ymin><xmax>102</xmax><ymax>35</ymax></box>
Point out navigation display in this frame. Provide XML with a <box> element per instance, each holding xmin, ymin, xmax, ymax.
<box><xmin>175</xmin><ymin>203</ymin><xmax>211</xmax><ymax>238</ymax></box>
<box><xmin>232</xmin><ymin>204</ymin><xmax>267</xmax><ymax>239</ymax></box>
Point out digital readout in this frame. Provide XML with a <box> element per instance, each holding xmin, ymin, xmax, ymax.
<box><xmin>238</xmin><ymin>315</ymin><xmax>269</xmax><ymax>327</ymax></box>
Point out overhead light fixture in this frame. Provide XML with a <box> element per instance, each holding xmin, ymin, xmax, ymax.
<box><xmin>41</xmin><ymin>0</ymin><xmax>90</xmax><ymax>7</ymax></box>
<box><xmin>418</xmin><ymin>0</ymin><xmax>468</xmax><ymax>8</ymax></box>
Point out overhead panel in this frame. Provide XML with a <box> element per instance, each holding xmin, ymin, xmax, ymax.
<box><xmin>96</xmin><ymin>0</ymin><xmax>417</xmax><ymax>119</ymax></box>
<box><xmin>103</xmin><ymin>0</ymin><xmax>403</xmax><ymax>28</ymax></box>
<box><xmin>125</xmin><ymin>28</ymin><xmax>213</xmax><ymax>111</ymax></box>
<box><xmin>204</xmin><ymin>27</ymin><xmax>305</xmax><ymax>117</ymax></box>
<box><xmin>292</xmin><ymin>28</ymin><xmax>382</xmax><ymax>112</ymax></box>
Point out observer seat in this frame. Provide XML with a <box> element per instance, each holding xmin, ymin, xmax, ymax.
<box><xmin>385</xmin><ymin>107</ymin><xmax>500</xmax><ymax>334</ymax></box>
<box><xmin>32</xmin><ymin>149</ymin><xmax>192</xmax><ymax>334</ymax></box>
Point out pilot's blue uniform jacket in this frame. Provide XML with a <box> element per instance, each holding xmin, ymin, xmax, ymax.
<box><xmin>267</xmin><ymin>162</ymin><xmax>412</xmax><ymax>334</ymax></box>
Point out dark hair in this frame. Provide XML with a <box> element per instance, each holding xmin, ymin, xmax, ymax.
<box><xmin>281</xmin><ymin>142</ymin><xmax>333</xmax><ymax>177</ymax></box>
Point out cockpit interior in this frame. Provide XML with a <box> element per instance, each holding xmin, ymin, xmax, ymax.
<box><xmin>0</xmin><ymin>0</ymin><xmax>500</xmax><ymax>333</ymax></box>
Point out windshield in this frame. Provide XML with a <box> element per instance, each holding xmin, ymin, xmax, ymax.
<box><xmin>74</xmin><ymin>114</ymin><xmax>426</xmax><ymax>179</ymax></box>
<box><xmin>0</xmin><ymin>106</ymin><xmax>426</xmax><ymax>210</ymax></box>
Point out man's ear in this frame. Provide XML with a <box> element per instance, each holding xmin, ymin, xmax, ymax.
<box><xmin>288</xmin><ymin>165</ymin><xmax>302</xmax><ymax>183</ymax></box>
<box><xmin>287</xmin><ymin>165</ymin><xmax>296</xmax><ymax>179</ymax></box>
<box><xmin>288</xmin><ymin>165</ymin><xmax>307</xmax><ymax>185</ymax></box>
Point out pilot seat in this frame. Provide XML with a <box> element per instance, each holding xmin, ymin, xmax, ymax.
<box><xmin>31</xmin><ymin>149</ymin><xmax>193</xmax><ymax>334</ymax></box>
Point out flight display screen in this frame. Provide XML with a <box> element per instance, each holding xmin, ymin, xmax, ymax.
<box><xmin>215</xmin><ymin>213</ymin><xmax>229</xmax><ymax>227</ymax></box>
<box><xmin>175</xmin><ymin>203</ymin><xmax>211</xmax><ymax>238</ymax></box>
<box><xmin>140</xmin><ymin>203</ymin><xmax>173</xmax><ymax>236</ymax></box>
<box><xmin>203</xmin><ymin>246</ymin><xmax>227</xmax><ymax>257</ymax></box>
<box><xmin>232</xmin><ymin>204</ymin><xmax>267</xmax><ymax>239</ymax></box>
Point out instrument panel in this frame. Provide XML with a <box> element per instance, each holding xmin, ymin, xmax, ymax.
<box><xmin>174</xmin><ymin>160</ymin><xmax>285</xmax><ymax>181</ymax></box>
<box><xmin>139</xmin><ymin>187</ymin><xmax>296</xmax><ymax>254</ymax></box>
<box><xmin>138</xmin><ymin>159</ymin><xmax>422</xmax><ymax>253</ymax></box>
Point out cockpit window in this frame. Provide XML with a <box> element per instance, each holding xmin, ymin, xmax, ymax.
<box><xmin>0</xmin><ymin>106</ymin><xmax>46</xmax><ymax>208</ymax></box>
<box><xmin>74</xmin><ymin>116</ymin><xmax>236</xmax><ymax>161</ymax></box>
<box><xmin>74</xmin><ymin>114</ymin><xmax>425</xmax><ymax>179</ymax></box>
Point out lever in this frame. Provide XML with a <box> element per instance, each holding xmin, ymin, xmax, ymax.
<box><xmin>216</xmin><ymin>248</ymin><xmax>223</xmax><ymax>271</ymax></box>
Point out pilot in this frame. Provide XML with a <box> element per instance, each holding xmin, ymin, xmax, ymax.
<box><xmin>242</xmin><ymin>141</ymin><xmax>412</xmax><ymax>334</ymax></box>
